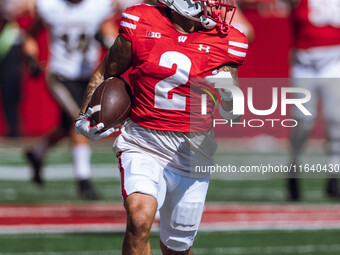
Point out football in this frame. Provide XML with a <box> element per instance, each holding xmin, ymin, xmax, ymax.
<box><xmin>89</xmin><ymin>77</ymin><xmax>132</xmax><ymax>130</ymax></box>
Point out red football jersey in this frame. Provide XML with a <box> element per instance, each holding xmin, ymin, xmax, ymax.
<box><xmin>119</xmin><ymin>4</ymin><xmax>248</xmax><ymax>132</ymax></box>
<box><xmin>292</xmin><ymin>0</ymin><xmax>340</xmax><ymax>49</ymax></box>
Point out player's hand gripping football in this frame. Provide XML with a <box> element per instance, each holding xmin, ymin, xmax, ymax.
<box><xmin>75</xmin><ymin>108</ymin><xmax>118</xmax><ymax>141</ymax></box>
<box><xmin>204</xmin><ymin>70</ymin><xmax>233</xmax><ymax>101</ymax></box>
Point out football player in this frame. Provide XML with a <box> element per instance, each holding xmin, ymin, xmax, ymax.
<box><xmin>239</xmin><ymin>0</ymin><xmax>340</xmax><ymax>200</ymax></box>
<box><xmin>76</xmin><ymin>0</ymin><xmax>248</xmax><ymax>254</ymax></box>
<box><xmin>22</xmin><ymin>0</ymin><xmax>117</xmax><ymax>200</ymax></box>
<box><xmin>282</xmin><ymin>0</ymin><xmax>340</xmax><ymax>200</ymax></box>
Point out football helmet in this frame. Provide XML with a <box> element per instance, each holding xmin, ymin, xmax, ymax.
<box><xmin>159</xmin><ymin>0</ymin><xmax>236</xmax><ymax>33</ymax></box>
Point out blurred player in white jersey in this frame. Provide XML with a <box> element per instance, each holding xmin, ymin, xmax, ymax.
<box><xmin>241</xmin><ymin>0</ymin><xmax>340</xmax><ymax>200</ymax></box>
<box><xmin>21</xmin><ymin>0</ymin><xmax>117</xmax><ymax>200</ymax></box>
<box><xmin>285</xmin><ymin>0</ymin><xmax>340</xmax><ymax>200</ymax></box>
<box><xmin>76</xmin><ymin>0</ymin><xmax>249</xmax><ymax>253</ymax></box>
<box><xmin>116</xmin><ymin>0</ymin><xmax>155</xmax><ymax>11</ymax></box>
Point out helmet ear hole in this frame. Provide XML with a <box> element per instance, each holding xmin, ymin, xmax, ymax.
<box><xmin>200</xmin><ymin>15</ymin><xmax>216</xmax><ymax>29</ymax></box>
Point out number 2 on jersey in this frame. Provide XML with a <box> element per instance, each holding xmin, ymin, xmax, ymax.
<box><xmin>154</xmin><ymin>51</ymin><xmax>192</xmax><ymax>111</ymax></box>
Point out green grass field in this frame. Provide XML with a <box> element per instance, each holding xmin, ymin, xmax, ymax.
<box><xmin>0</xmin><ymin>137</ymin><xmax>339</xmax><ymax>254</ymax></box>
<box><xmin>1</xmin><ymin>230</ymin><xmax>340</xmax><ymax>255</ymax></box>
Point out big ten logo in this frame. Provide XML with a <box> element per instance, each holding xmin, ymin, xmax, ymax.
<box><xmin>146</xmin><ymin>31</ymin><xmax>161</xmax><ymax>38</ymax></box>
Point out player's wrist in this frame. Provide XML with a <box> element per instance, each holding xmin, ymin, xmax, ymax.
<box><xmin>76</xmin><ymin>111</ymin><xmax>86</xmax><ymax>120</ymax></box>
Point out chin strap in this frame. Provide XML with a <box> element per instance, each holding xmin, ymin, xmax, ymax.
<box><xmin>219</xmin><ymin>24</ymin><xmax>230</xmax><ymax>34</ymax></box>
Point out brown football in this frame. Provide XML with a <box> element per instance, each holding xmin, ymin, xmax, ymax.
<box><xmin>89</xmin><ymin>77</ymin><xmax>132</xmax><ymax>130</ymax></box>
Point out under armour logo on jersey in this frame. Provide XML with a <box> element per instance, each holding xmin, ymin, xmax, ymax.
<box><xmin>198</xmin><ymin>44</ymin><xmax>210</xmax><ymax>53</ymax></box>
<box><xmin>178</xmin><ymin>36</ymin><xmax>187</xmax><ymax>43</ymax></box>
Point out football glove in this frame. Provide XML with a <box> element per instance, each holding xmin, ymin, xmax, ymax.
<box><xmin>205</xmin><ymin>70</ymin><xmax>240</xmax><ymax>120</ymax></box>
<box><xmin>75</xmin><ymin>108</ymin><xmax>118</xmax><ymax>141</ymax></box>
<box><xmin>205</xmin><ymin>70</ymin><xmax>234</xmax><ymax>102</ymax></box>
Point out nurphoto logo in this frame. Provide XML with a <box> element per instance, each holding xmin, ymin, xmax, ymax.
<box><xmin>201</xmin><ymin>81</ymin><xmax>312</xmax><ymax>128</ymax></box>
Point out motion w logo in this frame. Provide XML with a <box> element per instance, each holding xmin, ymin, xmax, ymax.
<box><xmin>178</xmin><ymin>36</ymin><xmax>187</xmax><ymax>43</ymax></box>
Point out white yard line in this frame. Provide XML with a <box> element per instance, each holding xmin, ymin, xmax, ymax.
<box><xmin>0</xmin><ymin>164</ymin><xmax>329</xmax><ymax>181</ymax></box>
<box><xmin>0</xmin><ymin>165</ymin><xmax>119</xmax><ymax>180</ymax></box>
